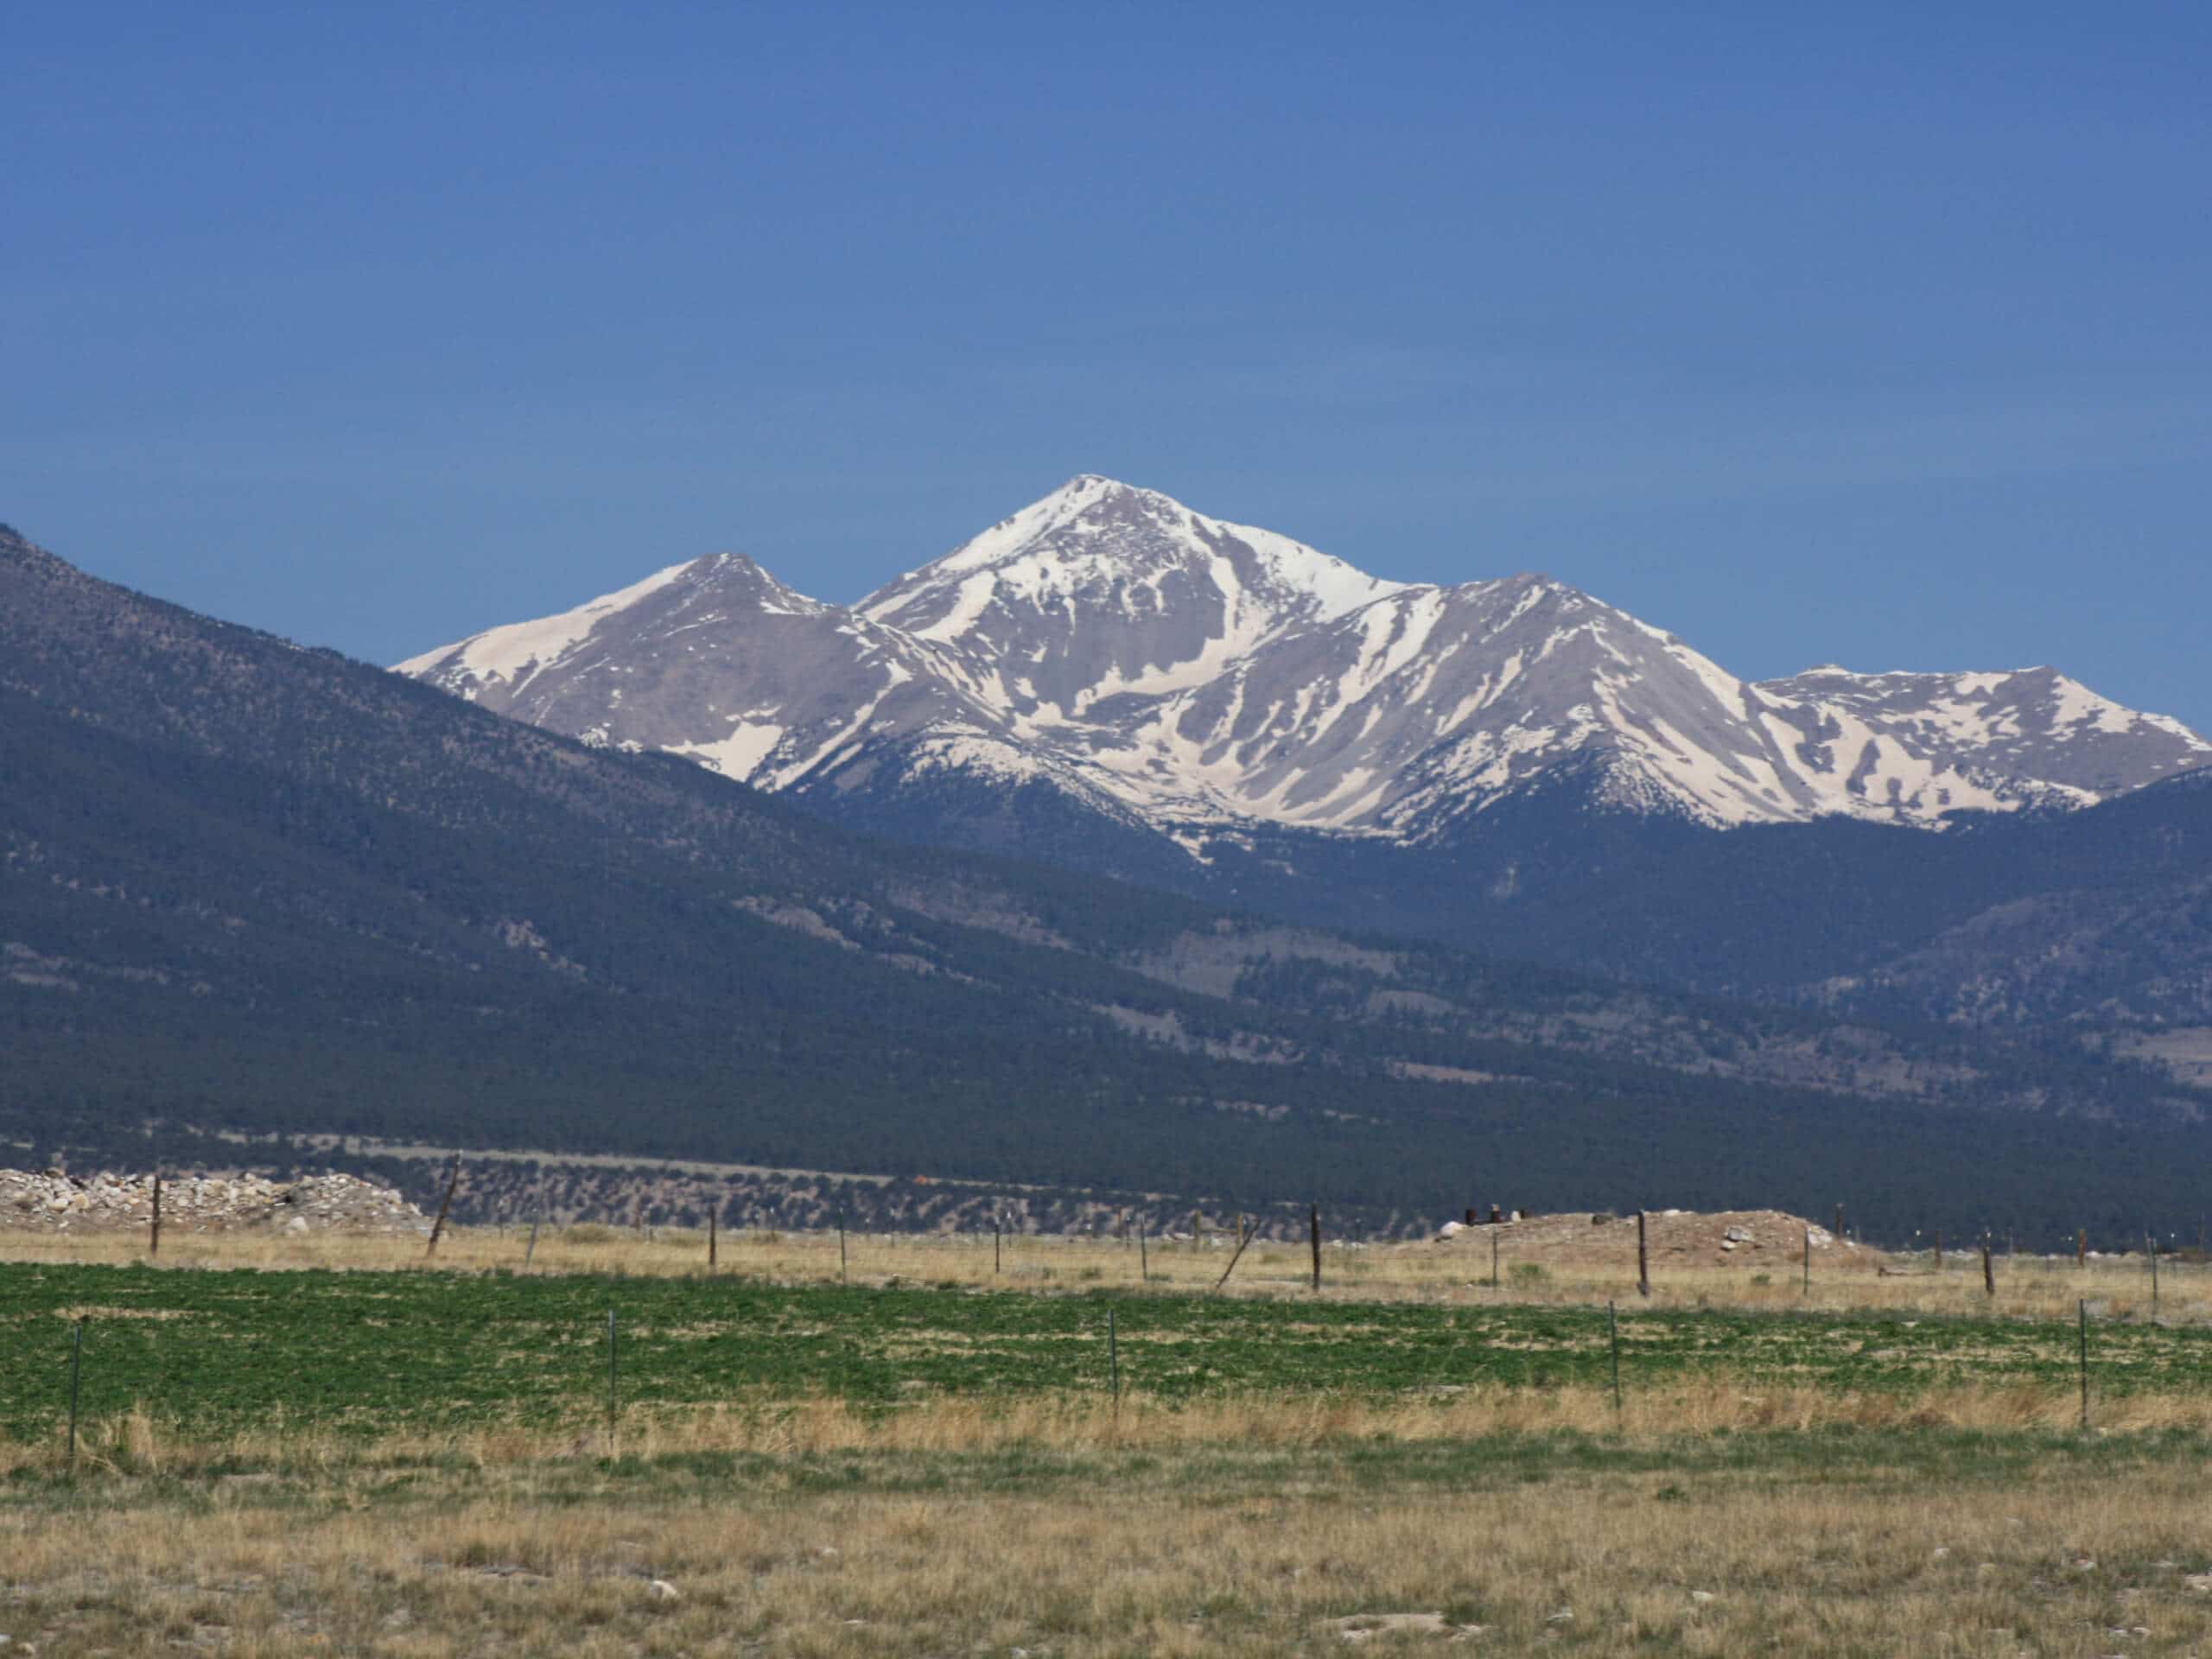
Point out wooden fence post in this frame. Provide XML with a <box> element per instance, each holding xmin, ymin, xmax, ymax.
<box><xmin>1833</xmin><ymin>1203</ymin><xmax>1843</xmax><ymax>1242</ymax></box>
<box><xmin>1139</xmin><ymin>1228</ymin><xmax>1148</xmax><ymax>1284</ymax></box>
<box><xmin>708</xmin><ymin>1205</ymin><xmax>717</xmax><ymax>1272</ymax></box>
<box><xmin>1309</xmin><ymin>1204</ymin><xmax>1322</xmax><ymax>1293</ymax></box>
<box><xmin>1981</xmin><ymin>1236</ymin><xmax>1994</xmax><ymax>1298</ymax></box>
<box><xmin>2078</xmin><ymin>1299</ymin><xmax>2089</xmax><ymax>1431</ymax></box>
<box><xmin>67</xmin><ymin>1319</ymin><xmax>84</xmax><ymax>1475</ymax></box>
<box><xmin>1212</xmin><ymin>1220</ymin><xmax>1257</xmax><ymax>1293</ymax></box>
<box><xmin>1608</xmin><ymin>1300</ymin><xmax>1622</xmax><ymax>1414</ymax></box>
<box><xmin>426</xmin><ymin>1155</ymin><xmax>461</xmax><ymax>1258</ymax></box>
<box><xmin>2149</xmin><ymin>1233</ymin><xmax>2159</xmax><ymax>1313</ymax></box>
<box><xmin>994</xmin><ymin>1216</ymin><xmax>1002</xmax><ymax>1275</ymax></box>
<box><xmin>607</xmin><ymin>1308</ymin><xmax>620</xmax><ymax>1452</ymax></box>
<box><xmin>2077</xmin><ymin>1228</ymin><xmax>2087</xmax><ymax>1269</ymax></box>
<box><xmin>1637</xmin><ymin>1211</ymin><xmax>1650</xmax><ymax>1298</ymax></box>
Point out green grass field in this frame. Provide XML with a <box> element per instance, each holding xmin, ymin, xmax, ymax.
<box><xmin>13</xmin><ymin>1260</ymin><xmax>2212</xmax><ymax>1655</ymax></box>
<box><xmin>7</xmin><ymin>1259</ymin><xmax>2210</xmax><ymax>1443</ymax></box>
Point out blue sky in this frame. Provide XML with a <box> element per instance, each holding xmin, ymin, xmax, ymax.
<box><xmin>7</xmin><ymin>2</ymin><xmax>2209</xmax><ymax>724</ymax></box>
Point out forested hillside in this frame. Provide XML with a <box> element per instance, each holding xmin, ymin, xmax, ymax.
<box><xmin>931</xmin><ymin>767</ymin><xmax>2212</xmax><ymax>1034</ymax></box>
<box><xmin>5</xmin><ymin>524</ymin><xmax>2208</xmax><ymax>1243</ymax></box>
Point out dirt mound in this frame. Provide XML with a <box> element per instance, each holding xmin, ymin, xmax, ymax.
<box><xmin>1424</xmin><ymin>1208</ymin><xmax>1891</xmax><ymax>1273</ymax></box>
<box><xmin>0</xmin><ymin>1169</ymin><xmax>429</xmax><ymax>1236</ymax></box>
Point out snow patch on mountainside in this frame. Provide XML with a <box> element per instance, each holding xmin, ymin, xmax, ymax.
<box><xmin>393</xmin><ymin>478</ymin><xmax>2212</xmax><ymax>855</ymax></box>
<box><xmin>395</xmin><ymin>561</ymin><xmax>692</xmax><ymax>696</ymax></box>
<box><xmin>667</xmin><ymin>721</ymin><xmax>786</xmax><ymax>782</ymax></box>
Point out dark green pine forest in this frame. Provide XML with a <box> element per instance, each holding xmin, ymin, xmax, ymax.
<box><xmin>4</xmin><ymin>524</ymin><xmax>2209</xmax><ymax>1245</ymax></box>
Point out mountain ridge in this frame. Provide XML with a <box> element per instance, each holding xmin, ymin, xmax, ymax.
<box><xmin>22</xmin><ymin>517</ymin><xmax>2212</xmax><ymax>1238</ymax></box>
<box><xmin>397</xmin><ymin>477</ymin><xmax>2211</xmax><ymax>855</ymax></box>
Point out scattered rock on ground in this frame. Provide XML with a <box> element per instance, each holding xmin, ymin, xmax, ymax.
<box><xmin>0</xmin><ymin>1168</ymin><xmax>429</xmax><ymax>1236</ymax></box>
<box><xmin>1332</xmin><ymin>1612</ymin><xmax>1484</xmax><ymax>1643</ymax></box>
<box><xmin>1422</xmin><ymin>1208</ymin><xmax>1890</xmax><ymax>1272</ymax></box>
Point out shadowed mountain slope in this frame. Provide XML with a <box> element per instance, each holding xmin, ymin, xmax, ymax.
<box><xmin>391</xmin><ymin>482</ymin><xmax>2212</xmax><ymax>1033</ymax></box>
<box><xmin>5</xmin><ymin>522</ymin><xmax>2208</xmax><ymax>1239</ymax></box>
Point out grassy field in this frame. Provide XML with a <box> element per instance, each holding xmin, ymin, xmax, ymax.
<box><xmin>4</xmin><ymin>1217</ymin><xmax>2196</xmax><ymax>1325</ymax></box>
<box><xmin>7</xmin><ymin>1421</ymin><xmax>2212</xmax><ymax>1654</ymax></box>
<box><xmin>7</xmin><ymin>1233</ymin><xmax>2212</xmax><ymax>1655</ymax></box>
<box><xmin>7</xmin><ymin>1255</ymin><xmax>2212</xmax><ymax>1447</ymax></box>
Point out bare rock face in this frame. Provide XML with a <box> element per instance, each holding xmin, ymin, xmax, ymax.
<box><xmin>395</xmin><ymin>476</ymin><xmax>2211</xmax><ymax>849</ymax></box>
<box><xmin>0</xmin><ymin>1169</ymin><xmax>429</xmax><ymax>1236</ymax></box>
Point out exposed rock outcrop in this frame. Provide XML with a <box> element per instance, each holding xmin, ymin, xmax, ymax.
<box><xmin>0</xmin><ymin>1169</ymin><xmax>429</xmax><ymax>1235</ymax></box>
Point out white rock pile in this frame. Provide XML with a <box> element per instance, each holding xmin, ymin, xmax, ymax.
<box><xmin>0</xmin><ymin>1169</ymin><xmax>430</xmax><ymax>1236</ymax></box>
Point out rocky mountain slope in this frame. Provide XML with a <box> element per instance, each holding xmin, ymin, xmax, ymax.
<box><xmin>8</xmin><ymin>518</ymin><xmax>2208</xmax><ymax>1238</ymax></box>
<box><xmin>393</xmin><ymin>482</ymin><xmax>2212</xmax><ymax>1039</ymax></box>
<box><xmin>399</xmin><ymin>477</ymin><xmax>2210</xmax><ymax>855</ymax></box>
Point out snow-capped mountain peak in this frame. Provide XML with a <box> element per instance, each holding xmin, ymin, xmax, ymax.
<box><xmin>1756</xmin><ymin>664</ymin><xmax>2212</xmax><ymax>798</ymax></box>
<box><xmin>395</xmin><ymin>480</ymin><xmax>2212</xmax><ymax>857</ymax></box>
<box><xmin>915</xmin><ymin>474</ymin><xmax>1185</xmax><ymax>580</ymax></box>
<box><xmin>394</xmin><ymin>552</ymin><xmax>831</xmax><ymax>703</ymax></box>
<box><xmin>855</xmin><ymin>476</ymin><xmax>1404</xmax><ymax>721</ymax></box>
<box><xmin>394</xmin><ymin>558</ymin><xmax>699</xmax><ymax>699</ymax></box>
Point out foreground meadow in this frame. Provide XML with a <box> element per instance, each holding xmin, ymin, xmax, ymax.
<box><xmin>5</xmin><ymin>1236</ymin><xmax>2212</xmax><ymax>1655</ymax></box>
<box><xmin>8</xmin><ymin>1255</ymin><xmax>2212</xmax><ymax>1439</ymax></box>
<box><xmin>9</xmin><ymin>1422</ymin><xmax>2212</xmax><ymax>1656</ymax></box>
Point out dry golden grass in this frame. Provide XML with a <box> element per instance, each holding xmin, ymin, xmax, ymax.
<box><xmin>12</xmin><ymin>1371</ymin><xmax>2212</xmax><ymax>1489</ymax></box>
<box><xmin>12</xmin><ymin>1226</ymin><xmax>2209</xmax><ymax>1651</ymax></box>
<box><xmin>4</xmin><ymin>1220</ymin><xmax>2197</xmax><ymax>1325</ymax></box>
<box><xmin>9</xmin><ymin>1224</ymin><xmax>2211</xmax><ymax>1656</ymax></box>
<box><xmin>4</xmin><ymin>1422</ymin><xmax>2211</xmax><ymax>1656</ymax></box>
